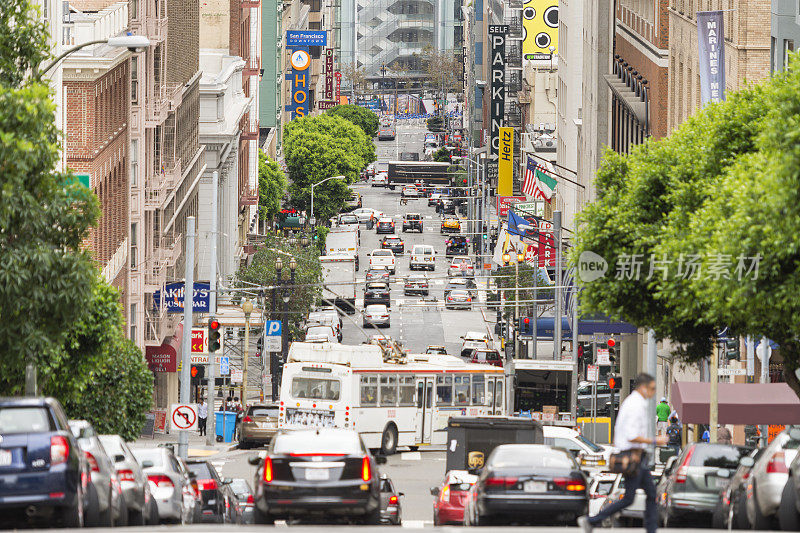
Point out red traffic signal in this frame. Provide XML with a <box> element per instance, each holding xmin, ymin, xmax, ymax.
<box><xmin>210</xmin><ymin>319</ymin><xmax>220</xmax><ymax>330</ymax></box>
<box><xmin>607</xmin><ymin>338</ymin><xmax>616</xmax><ymax>347</ymax></box>
<box><xmin>523</xmin><ymin>318</ymin><xmax>530</xmax><ymax>324</ymax></box>
<box><xmin>208</xmin><ymin>318</ymin><xmax>221</xmax><ymax>352</ymax></box>
<box><xmin>608</xmin><ymin>377</ymin><xmax>615</xmax><ymax>389</ymax></box>
<box><xmin>191</xmin><ymin>365</ymin><xmax>199</xmax><ymax>378</ymax></box>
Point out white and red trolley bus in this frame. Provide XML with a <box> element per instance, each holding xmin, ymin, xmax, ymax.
<box><xmin>278</xmin><ymin>342</ymin><xmax>506</xmax><ymax>454</ymax></box>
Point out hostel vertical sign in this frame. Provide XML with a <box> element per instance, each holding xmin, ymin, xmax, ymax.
<box><xmin>286</xmin><ymin>47</ymin><xmax>311</xmax><ymax>119</ymax></box>
<box><xmin>697</xmin><ymin>11</ymin><xmax>726</xmax><ymax>105</ymax></box>
<box><xmin>489</xmin><ymin>25</ymin><xmax>508</xmax><ymax>157</ymax></box>
<box><xmin>498</xmin><ymin>126</ymin><xmax>514</xmax><ymax>195</ymax></box>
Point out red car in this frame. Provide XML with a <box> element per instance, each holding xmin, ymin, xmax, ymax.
<box><xmin>432</xmin><ymin>470</ymin><xmax>478</xmax><ymax>525</ymax></box>
<box><xmin>469</xmin><ymin>348</ymin><xmax>503</xmax><ymax>367</ymax></box>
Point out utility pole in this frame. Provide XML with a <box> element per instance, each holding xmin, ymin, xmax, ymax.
<box><xmin>553</xmin><ymin>211</ymin><xmax>562</xmax><ymax>360</ymax></box>
<box><xmin>178</xmin><ymin>216</ymin><xmax>196</xmax><ymax>460</ymax></box>
<box><xmin>570</xmin><ymin>278</ymin><xmax>579</xmax><ymax>420</ymax></box>
<box><xmin>710</xmin><ymin>338</ymin><xmax>719</xmax><ymax>443</ymax></box>
<box><xmin>647</xmin><ymin>329</ymin><xmax>658</xmax><ymax>459</ymax></box>
<box><xmin>241</xmin><ymin>300</ymin><xmax>253</xmax><ymax>405</ymax></box>
<box><xmin>205</xmin><ymin>171</ymin><xmax>219</xmax><ymax>446</ymax></box>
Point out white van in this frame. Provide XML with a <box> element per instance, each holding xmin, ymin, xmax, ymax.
<box><xmin>410</xmin><ymin>244</ymin><xmax>435</xmax><ymax>271</ymax></box>
<box><xmin>460</xmin><ymin>331</ymin><xmax>490</xmax><ymax>357</ymax></box>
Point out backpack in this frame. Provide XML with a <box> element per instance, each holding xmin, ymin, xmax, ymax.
<box><xmin>667</xmin><ymin>424</ymin><xmax>681</xmax><ymax>444</ymax></box>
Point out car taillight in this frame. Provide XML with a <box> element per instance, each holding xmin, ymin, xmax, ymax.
<box><xmin>554</xmin><ymin>478</ymin><xmax>586</xmax><ymax>491</ymax></box>
<box><xmin>246</xmin><ymin>494</ymin><xmax>254</xmax><ymax>504</ymax></box>
<box><xmin>767</xmin><ymin>451</ymin><xmax>788</xmax><ymax>473</ymax></box>
<box><xmin>466</xmin><ymin>297</ymin><xmax>472</xmax><ymax>302</ymax></box>
<box><xmin>361</xmin><ymin>456</ymin><xmax>372</xmax><ymax>482</ymax></box>
<box><xmin>84</xmin><ymin>451</ymin><xmax>100</xmax><ymax>472</ymax></box>
<box><xmin>485</xmin><ymin>477</ymin><xmax>517</xmax><ymax>487</ymax></box>
<box><xmin>50</xmin><ymin>436</ymin><xmax>69</xmax><ymax>466</ymax></box>
<box><xmin>243</xmin><ymin>416</ymin><xmax>253</xmax><ymax>423</ymax></box>
<box><xmin>148</xmin><ymin>475</ymin><xmax>174</xmax><ymax>489</ymax></box>
<box><xmin>389</xmin><ymin>495</ymin><xmax>398</xmax><ymax>504</ymax></box>
<box><xmin>675</xmin><ymin>446</ymin><xmax>695</xmax><ymax>483</ymax></box>
<box><xmin>197</xmin><ymin>479</ymin><xmax>218</xmax><ymax>491</ymax></box>
<box><xmin>117</xmin><ymin>469</ymin><xmax>135</xmax><ymax>483</ymax></box>
<box><xmin>440</xmin><ymin>484</ymin><xmax>450</xmax><ymax>502</ymax></box>
<box><xmin>263</xmin><ymin>457</ymin><xmax>273</xmax><ymax>483</ymax></box>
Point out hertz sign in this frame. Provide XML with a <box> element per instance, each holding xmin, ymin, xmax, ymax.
<box><xmin>286</xmin><ymin>47</ymin><xmax>311</xmax><ymax>119</ymax></box>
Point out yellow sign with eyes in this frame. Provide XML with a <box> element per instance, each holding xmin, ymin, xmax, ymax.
<box><xmin>522</xmin><ymin>0</ymin><xmax>559</xmax><ymax>59</ymax></box>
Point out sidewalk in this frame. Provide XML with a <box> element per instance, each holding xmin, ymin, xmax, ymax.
<box><xmin>132</xmin><ymin>430</ymin><xmax>237</xmax><ymax>457</ymax></box>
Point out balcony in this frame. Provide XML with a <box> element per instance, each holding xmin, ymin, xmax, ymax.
<box><xmin>506</xmin><ymin>72</ymin><xmax>522</xmax><ymax>94</ymax></box>
<box><xmin>240</xmin><ymin>113</ymin><xmax>259</xmax><ymax>140</ymax></box>
<box><xmin>506</xmin><ymin>44</ymin><xmax>522</xmax><ymax>67</ymax></box>
<box><xmin>143</xmin><ymin>161</ymin><xmax>181</xmax><ymax>209</ymax></box>
<box><xmin>146</xmin><ymin>16</ymin><xmax>167</xmax><ymax>42</ymax></box>
<box><xmin>240</xmin><ymin>184</ymin><xmax>258</xmax><ymax>206</ymax></box>
<box><xmin>243</xmin><ymin>54</ymin><xmax>261</xmax><ymax>78</ymax></box>
<box><xmin>144</xmin><ymin>232</ymin><xmax>182</xmax><ymax>288</ymax></box>
<box><xmin>505</xmin><ymin>16</ymin><xmax>523</xmax><ymax>39</ymax></box>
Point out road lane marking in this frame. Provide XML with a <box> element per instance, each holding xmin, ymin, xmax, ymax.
<box><xmin>400</xmin><ymin>451</ymin><xmax>421</xmax><ymax>461</ymax></box>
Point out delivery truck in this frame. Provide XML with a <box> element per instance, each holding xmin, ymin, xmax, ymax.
<box><xmin>325</xmin><ymin>226</ymin><xmax>360</xmax><ymax>270</ymax></box>
<box><xmin>319</xmin><ymin>255</ymin><xmax>357</xmax><ymax>314</ymax></box>
<box><xmin>387</xmin><ymin>161</ymin><xmax>450</xmax><ymax>190</ymax></box>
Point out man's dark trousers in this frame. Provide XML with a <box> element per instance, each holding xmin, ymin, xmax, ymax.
<box><xmin>588</xmin><ymin>461</ymin><xmax>657</xmax><ymax>533</ymax></box>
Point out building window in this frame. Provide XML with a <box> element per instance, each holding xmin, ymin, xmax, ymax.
<box><xmin>130</xmin><ymin>56</ymin><xmax>138</xmax><ymax>103</ymax></box>
<box><xmin>130</xmin><ymin>223</ymin><xmax>137</xmax><ymax>268</ymax></box>
<box><xmin>129</xmin><ymin>303</ymin><xmax>136</xmax><ymax>340</ymax></box>
<box><xmin>43</xmin><ymin>0</ymin><xmax>48</xmax><ymax>18</ymax></box>
<box><xmin>130</xmin><ymin>139</ymin><xmax>138</xmax><ymax>186</ymax></box>
<box><xmin>785</xmin><ymin>39</ymin><xmax>795</xmax><ymax>69</ymax></box>
<box><xmin>130</xmin><ymin>0</ymin><xmax>138</xmax><ymax>18</ymax></box>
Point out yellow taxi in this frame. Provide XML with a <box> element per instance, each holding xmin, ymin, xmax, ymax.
<box><xmin>441</xmin><ymin>216</ymin><xmax>461</xmax><ymax>234</ymax></box>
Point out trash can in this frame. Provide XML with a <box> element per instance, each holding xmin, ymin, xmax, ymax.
<box><xmin>215</xmin><ymin>411</ymin><xmax>237</xmax><ymax>443</ymax></box>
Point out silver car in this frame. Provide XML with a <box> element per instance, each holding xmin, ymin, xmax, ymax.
<box><xmin>98</xmin><ymin>434</ymin><xmax>151</xmax><ymax>525</ymax></box>
<box><xmin>69</xmin><ymin>421</ymin><xmax>116</xmax><ymax>527</ymax></box>
<box><xmin>747</xmin><ymin>426</ymin><xmax>800</xmax><ymax>528</ymax></box>
<box><xmin>132</xmin><ymin>447</ymin><xmax>194</xmax><ymax>524</ymax></box>
<box><xmin>445</xmin><ymin>289</ymin><xmax>472</xmax><ymax>309</ymax></box>
<box><xmin>363</xmin><ymin>304</ymin><xmax>390</xmax><ymax>328</ymax></box>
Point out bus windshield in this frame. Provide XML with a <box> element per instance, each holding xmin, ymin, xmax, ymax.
<box><xmin>291</xmin><ymin>376</ymin><xmax>341</xmax><ymax>401</ymax></box>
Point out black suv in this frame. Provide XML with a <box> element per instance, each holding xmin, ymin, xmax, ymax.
<box><xmin>402</xmin><ymin>213</ymin><xmax>423</xmax><ymax>233</ymax></box>
<box><xmin>445</xmin><ymin>236</ymin><xmax>469</xmax><ymax>256</ymax></box>
<box><xmin>364</xmin><ymin>282</ymin><xmax>391</xmax><ymax>307</ymax></box>
<box><xmin>381</xmin><ymin>236</ymin><xmax>405</xmax><ymax>255</ymax></box>
<box><xmin>185</xmin><ymin>459</ymin><xmax>234</xmax><ymax>523</ymax></box>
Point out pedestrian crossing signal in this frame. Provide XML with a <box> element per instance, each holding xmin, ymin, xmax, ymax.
<box><xmin>209</xmin><ymin>319</ymin><xmax>221</xmax><ymax>352</ymax></box>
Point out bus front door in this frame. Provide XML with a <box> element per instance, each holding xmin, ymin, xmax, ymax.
<box><xmin>488</xmin><ymin>378</ymin><xmax>504</xmax><ymax>416</ymax></box>
<box><xmin>416</xmin><ymin>378</ymin><xmax>433</xmax><ymax>444</ymax></box>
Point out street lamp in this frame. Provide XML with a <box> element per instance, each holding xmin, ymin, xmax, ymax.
<box><xmin>241</xmin><ymin>299</ymin><xmax>254</xmax><ymax>406</ymax></box>
<box><xmin>280</xmin><ymin>259</ymin><xmax>297</xmax><ymax>381</ymax></box>
<box><xmin>310</xmin><ymin>175</ymin><xmax>345</xmax><ymax>226</ymax></box>
<box><xmin>549</xmin><ymin>45</ymin><xmax>556</xmax><ymax>71</ymax></box>
<box><xmin>39</xmin><ymin>35</ymin><xmax>151</xmax><ymax>75</ymax></box>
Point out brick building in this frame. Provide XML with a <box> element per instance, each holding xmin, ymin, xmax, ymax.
<box><xmin>63</xmin><ymin>1</ymin><xmax>131</xmax><ymax>296</ymax></box>
<box><xmin>667</xmin><ymin>0</ymin><xmax>771</xmax><ymax>132</ymax></box>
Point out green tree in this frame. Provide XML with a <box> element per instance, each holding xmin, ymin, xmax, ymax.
<box><xmin>326</xmin><ymin>104</ymin><xmax>379</xmax><ymax>138</ymax></box>
<box><xmin>433</xmin><ymin>147</ymin><xmax>450</xmax><ymax>162</ymax></box>
<box><xmin>0</xmin><ymin>0</ymin><xmax>101</xmax><ymax>392</ymax></box>
<box><xmin>258</xmin><ymin>152</ymin><xmax>287</xmax><ymax>220</ymax></box>
<box><xmin>283</xmin><ymin>114</ymin><xmax>375</xmax><ymax>221</ymax></box>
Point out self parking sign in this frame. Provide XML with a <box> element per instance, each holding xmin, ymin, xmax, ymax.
<box><xmin>265</xmin><ymin>320</ymin><xmax>282</xmax><ymax>351</ymax></box>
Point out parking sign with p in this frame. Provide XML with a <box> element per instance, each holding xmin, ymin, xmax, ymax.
<box><xmin>265</xmin><ymin>320</ymin><xmax>282</xmax><ymax>351</ymax></box>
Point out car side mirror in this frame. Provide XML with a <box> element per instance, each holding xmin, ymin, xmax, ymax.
<box><xmin>222</xmin><ymin>478</ymin><xmax>233</xmax><ymax>484</ymax></box>
<box><xmin>114</xmin><ymin>454</ymin><xmax>126</xmax><ymax>463</ymax></box>
<box><xmin>141</xmin><ymin>460</ymin><xmax>154</xmax><ymax>468</ymax></box>
<box><xmin>375</xmin><ymin>455</ymin><xmax>388</xmax><ymax>465</ymax></box>
<box><xmin>248</xmin><ymin>455</ymin><xmax>262</xmax><ymax>466</ymax></box>
<box><xmin>430</xmin><ymin>487</ymin><xmax>439</xmax><ymax>496</ymax></box>
<box><xmin>739</xmin><ymin>456</ymin><xmax>755</xmax><ymax>468</ymax></box>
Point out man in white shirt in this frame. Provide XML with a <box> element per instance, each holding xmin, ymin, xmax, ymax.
<box><xmin>579</xmin><ymin>373</ymin><xmax>667</xmax><ymax>533</ymax></box>
<box><xmin>198</xmin><ymin>399</ymin><xmax>208</xmax><ymax>436</ymax></box>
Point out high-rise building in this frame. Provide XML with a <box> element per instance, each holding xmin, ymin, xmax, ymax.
<box><xmin>771</xmin><ymin>0</ymin><xmax>800</xmax><ymax>72</ymax></box>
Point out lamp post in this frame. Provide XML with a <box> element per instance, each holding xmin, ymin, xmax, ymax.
<box><xmin>39</xmin><ymin>35</ymin><xmax>151</xmax><ymax>75</ymax></box>
<box><xmin>241</xmin><ymin>299</ymin><xmax>254</xmax><ymax>405</ymax></box>
<box><xmin>272</xmin><ymin>259</ymin><xmax>283</xmax><ymax>400</ymax></box>
<box><xmin>503</xmin><ymin>250</ymin><xmax>525</xmax><ymax>358</ymax></box>
<box><xmin>380</xmin><ymin>63</ymin><xmax>388</xmax><ymax>114</ymax></box>
<box><xmin>310</xmin><ymin>175</ymin><xmax>345</xmax><ymax>226</ymax></box>
<box><xmin>279</xmin><ymin>259</ymin><xmax>297</xmax><ymax>389</ymax></box>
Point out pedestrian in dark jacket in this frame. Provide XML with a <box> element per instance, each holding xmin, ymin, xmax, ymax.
<box><xmin>666</xmin><ymin>416</ymin><xmax>682</xmax><ymax>452</ymax></box>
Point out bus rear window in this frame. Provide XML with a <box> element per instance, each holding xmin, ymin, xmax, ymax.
<box><xmin>292</xmin><ymin>377</ymin><xmax>341</xmax><ymax>401</ymax></box>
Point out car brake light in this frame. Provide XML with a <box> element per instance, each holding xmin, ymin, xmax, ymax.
<box><xmin>84</xmin><ymin>451</ymin><xmax>100</xmax><ymax>472</ymax></box>
<box><xmin>197</xmin><ymin>478</ymin><xmax>218</xmax><ymax>491</ymax></box>
<box><xmin>554</xmin><ymin>478</ymin><xmax>586</xmax><ymax>491</ymax></box>
<box><xmin>389</xmin><ymin>495</ymin><xmax>398</xmax><ymax>504</ymax></box>
<box><xmin>246</xmin><ymin>494</ymin><xmax>254</xmax><ymax>504</ymax></box>
<box><xmin>148</xmin><ymin>474</ymin><xmax>174</xmax><ymax>489</ymax></box>
<box><xmin>362</xmin><ymin>456</ymin><xmax>372</xmax><ymax>482</ymax></box>
<box><xmin>767</xmin><ymin>451</ymin><xmax>788</xmax><ymax>473</ymax></box>
<box><xmin>263</xmin><ymin>457</ymin><xmax>273</xmax><ymax>483</ymax></box>
<box><xmin>50</xmin><ymin>436</ymin><xmax>69</xmax><ymax>466</ymax></box>
<box><xmin>485</xmin><ymin>477</ymin><xmax>517</xmax><ymax>486</ymax></box>
<box><xmin>243</xmin><ymin>416</ymin><xmax>253</xmax><ymax>423</ymax></box>
<box><xmin>675</xmin><ymin>446</ymin><xmax>695</xmax><ymax>483</ymax></box>
<box><xmin>440</xmin><ymin>484</ymin><xmax>450</xmax><ymax>502</ymax></box>
<box><xmin>117</xmin><ymin>469</ymin><xmax>135</xmax><ymax>483</ymax></box>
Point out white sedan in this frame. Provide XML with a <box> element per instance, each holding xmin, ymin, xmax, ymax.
<box><xmin>351</xmin><ymin>207</ymin><xmax>383</xmax><ymax>224</ymax></box>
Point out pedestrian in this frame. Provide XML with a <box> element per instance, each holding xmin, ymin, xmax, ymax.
<box><xmin>701</xmin><ymin>425</ymin><xmax>711</xmax><ymax>443</ymax></box>
<box><xmin>578</xmin><ymin>373</ymin><xmax>667</xmax><ymax>533</ymax></box>
<box><xmin>717</xmin><ymin>425</ymin><xmax>733</xmax><ymax>445</ymax></box>
<box><xmin>198</xmin><ymin>399</ymin><xmax>208</xmax><ymax>436</ymax></box>
<box><xmin>656</xmin><ymin>397</ymin><xmax>671</xmax><ymax>435</ymax></box>
<box><xmin>666</xmin><ymin>415</ymin><xmax>682</xmax><ymax>453</ymax></box>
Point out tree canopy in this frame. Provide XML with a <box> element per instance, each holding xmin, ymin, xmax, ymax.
<box><xmin>572</xmin><ymin>53</ymin><xmax>800</xmax><ymax>394</ymax></box>
<box><xmin>326</xmin><ymin>104</ymin><xmax>379</xmax><ymax>138</ymax></box>
<box><xmin>258</xmin><ymin>152</ymin><xmax>287</xmax><ymax>220</ymax></box>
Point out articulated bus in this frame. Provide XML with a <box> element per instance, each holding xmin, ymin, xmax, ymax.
<box><xmin>277</xmin><ymin>342</ymin><xmax>506</xmax><ymax>454</ymax></box>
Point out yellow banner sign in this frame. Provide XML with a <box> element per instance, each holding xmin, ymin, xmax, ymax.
<box><xmin>498</xmin><ymin>127</ymin><xmax>514</xmax><ymax>196</ymax></box>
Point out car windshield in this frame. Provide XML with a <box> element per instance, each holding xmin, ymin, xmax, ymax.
<box><xmin>385</xmin><ymin>237</ymin><xmax>401</xmax><ymax>243</ymax></box>
<box><xmin>291</xmin><ymin>377</ymin><xmax>341</xmax><ymax>400</ymax></box>
<box><xmin>132</xmin><ymin>448</ymin><xmax>164</xmax><ymax>467</ymax></box>
<box><xmin>339</xmin><ymin>215</ymin><xmax>358</xmax><ymax>224</ymax></box>
<box><xmin>249</xmin><ymin>406</ymin><xmax>279</xmax><ymax>417</ymax></box>
<box><xmin>688</xmin><ymin>444</ymin><xmax>748</xmax><ymax>468</ymax></box>
<box><xmin>367</xmin><ymin>283</ymin><xmax>388</xmax><ymax>290</ymax></box>
<box><xmin>0</xmin><ymin>407</ymin><xmax>54</xmax><ymax>434</ymax></box>
<box><xmin>576</xmin><ymin>434</ymin><xmax>604</xmax><ymax>453</ymax></box>
<box><xmin>306</xmin><ymin>326</ymin><xmax>333</xmax><ymax>336</ymax></box>
<box><xmin>273</xmin><ymin>430</ymin><xmax>362</xmax><ymax>455</ymax></box>
<box><xmin>406</xmin><ymin>214</ymin><xmax>421</xmax><ymax>220</ymax></box>
<box><xmin>378</xmin><ymin>219</ymin><xmax>392</xmax><ymax>224</ymax></box>
<box><xmin>489</xmin><ymin>445</ymin><xmax>574</xmax><ymax>468</ymax></box>
<box><xmin>475</xmin><ymin>350</ymin><xmax>498</xmax><ymax>360</ymax></box>
<box><xmin>98</xmin><ymin>436</ymin><xmax>123</xmax><ymax>455</ymax></box>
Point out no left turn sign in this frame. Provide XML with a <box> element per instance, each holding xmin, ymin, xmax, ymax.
<box><xmin>170</xmin><ymin>403</ymin><xmax>198</xmax><ymax>431</ymax></box>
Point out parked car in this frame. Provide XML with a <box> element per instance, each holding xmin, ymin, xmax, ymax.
<box><xmin>363</xmin><ymin>304</ymin><xmax>391</xmax><ymax>328</ymax></box>
<box><xmin>410</xmin><ymin>244</ymin><xmax>436</xmax><ymax>271</ymax></box>
<box><xmin>0</xmin><ymin>397</ymin><xmax>87</xmax><ymax>528</ymax></box>
<box><xmin>239</xmin><ymin>404</ymin><xmax>280</xmax><ymax>449</ymax></box>
<box><xmin>448</xmin><ymin>256</ymin><xmax>474</xmax><ymax>277</ymax></box>
<box><xmin>249</xmin><ymin>428</ymin><xmax>387</xmax><ymax>524</ymax></box>
<box><xmin>185</xmin><ymin>459</ymin><xmax>233</xmax><ymax>523</ymax></box>
<box><xmin>337</xmin><ymin>213</ymin><xmax>360</xmax><ymax>227</ymax></box>
<box><xmin>346</xmin><ymin>191</ymin><xmax>362</xmax><ymax>209</ymax></box>
<box><xmin>441</xmin><ymin>216</ymin><xmax>461</xmax><ymax>234</ymax></box>
<box><xmin>401</xmin><ymin>185</ymin><xmax>421</xmax><ymax>198</ymax></box>
<box><xmin>402</xmin><ymin>213</ymin><xmax>423</xmax><ymax>232</ymax></box>
<box><xmin>381</xmin><ymin>235</ymin><xmax>405</xmax><ymax>255</ymax></box>
<box><xmin>460</xmin><ymin>331</ymin><xmax>490</xmax><ymax>357</ymax></box>
<box><xmin>375</xmin><ymin>217</ymin><xmax>396</xmax><ymax>234</ymax></box>
<box><xmin>446</xmin><ymin>289</ymin><xmax>472</xmax><ymax>310</ymax></box>
<box><xmin>464</xmin><ymin>444</ymin><xmax>588</xmax><ymax>526</ymax></box>
<box><xmin>68</xmin><ymin>420</ymin><xmax>117</xmax><ymax>527</ymax></box>
<box><xmin>542</xmin><ymin>426</ymin><xmax>611</xmax><ymax>474</ymax></box>
<box><xmin>369</xmin><ymin>249</ymin><xmax>396</xmax><ymax>274</ymax></box>
<box><xmin>432</xmin><ymin>470</ymin><xmax>477</xmax><ymax>525</ymax></box>
<box><xmin>779</xmin><ymin>427</ymin><xmax>800</xmax><ymax>530</ymax></box>
<box><xmin>466</xmin><ymin>348</ymin><xmax>501</xmax><ymax>367</ymax></box>
<box><xmin>364</xmin><ymin>281</ymin><xmax>391</xmax><ymax>307</ymax></box>
<box><xmin>445</xmin><ymin>277</ymin><xmax>477</xmax><ymax>298</ymax></box>
<box><xmin>379</xmin><ymin>474</ymin><xmax>403</xmax><ymax>525</ymax></box>
<box><xmin>746</xmin><ymin>426</ymin><xmax>800</xmax><ymax>528</ymax></box>
<box><xmin>98</xmin><ymin>434</ymin><xmax>151</xmax><ymax>525</ymax></box>
<box><xmin>657</xmin><ymin>442</ymin><xmax>749</xmax><ymax>526</ymax></box>
<box><xmin>229</xmin><ymin>478</ymin><xmax>255</xmax><ymax>524</ymax></box>
<box><xmin>304</xmin><ymin>324</ymin><xmax>338</xmax><ymax>343</ymax></box>
<box><xmin>133</xmin><ymin>447</ymin><xmax>197</xmax><ymax>524</ymax></box>
<box><xmin>446</xmin><ymin>235</ymin><xmax>469</xmax><ymax>256</ymax></box>
<box><xmin>404</xmin><ymin>274</ymin><xmax>429</xmax><ymax>296</ymax></box>
<box><xmin>715</xmin><ymin>448</ymin><xmax>763</xmax><ymax>529</ymax></box>
<box><xmin>426</xmin><ymin>345</ymin><xmax>448</xmax><ymax>355</ymax></box>
<box><xmin>365</xmin><ymin>267</ymin><xmax>391</xmax><ymax>284</ymax></box>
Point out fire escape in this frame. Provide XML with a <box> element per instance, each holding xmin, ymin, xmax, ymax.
<box><xmin>239</xmin><ymin>0</ymin><xmax>260</xmax><ymax>207</ymax></box>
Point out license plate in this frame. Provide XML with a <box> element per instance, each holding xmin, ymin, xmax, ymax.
<box><xmin>305</xmin><ymin>468</ymin><xmax>330</xmax><ymax>481</ymax></box>
<box><xmin>714</xmin><ymin>477</ymin><xmax>727</xmax><ymax>488</ymax></box>
<box><xmin>0</xmin><ymin>450</ymin><xmax>11</xmax><ymax>466</ymax></box>
<box><xmin>523</xmin><ymin>481</ymin><xmax>547</xmax><ymax>493</ymax></box>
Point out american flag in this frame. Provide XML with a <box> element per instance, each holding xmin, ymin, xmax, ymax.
<box><xmin>522</xmin><ymin>157</ymin><xmax>548</xmax><ymax>200</ymax></box>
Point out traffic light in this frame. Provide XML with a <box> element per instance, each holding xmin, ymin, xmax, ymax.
<box><xmin>519</xmin><ymin>317</ymin><xmax>533</xmax><ymax>336</ymax></box>
<box><xmin>190</xmin><ymin>364</ymin><xmax>205</xmax><ymax>385</ymax></box>
<box><xmin>607</xmin><ymin>374</ymin><xmax>620</xmax><ymax>390</ymax></box>
<box><xmin>724</xmin><ymin>338</ymin><xmax>740</xmax><ymax>360</ymax></box>
<box><xmin>208</xmin><ymin>318</ymin><xmax>221</xmax><ymax>353</ymax></box>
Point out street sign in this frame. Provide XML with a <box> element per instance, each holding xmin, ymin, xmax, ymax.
<box><xmin>231</xmin><ymin>368</ymin><xmax>243</xmax><ymax>383</ymax></box>
<box><xmin>153</xmin><ymin>282</ymin><xmax>211</xmax><ymax>314</ymax></box>
<box><xmin>170</xmin><ymin>404</ymin><xmax>198</xmax><ymax>431</ymax></box>
<box><xmin>718</xmin><ymin>367</ymin><xmax>746</xmax><ymax>376</ymax></box>
<box><xmin>266</xmin><ymin>320</ymin><xmax>283</xmax><ymax>351</ymax></box>
<box><xmin>596</xmin><ymin>348</ymin><xmax>610</xmax><ymax>365</ymax></box>
<box><xmin>587</xmin><ymin>364</ymin><xmax>599</xmax><ymax>382</ymax></box>
<box><xmin>220</xmin><ymin>356</ymin><xmax>230</xmax><ymax>376</ymax></box>
<box><xmin>512</xmin><ymin>201</ymin><xmax>546</xmax><ymax>217</ymax></box>
<box><xmin>189</xmin><ymin>327</ymin><xmax>223</xmax><ymax>354</ymax></box>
